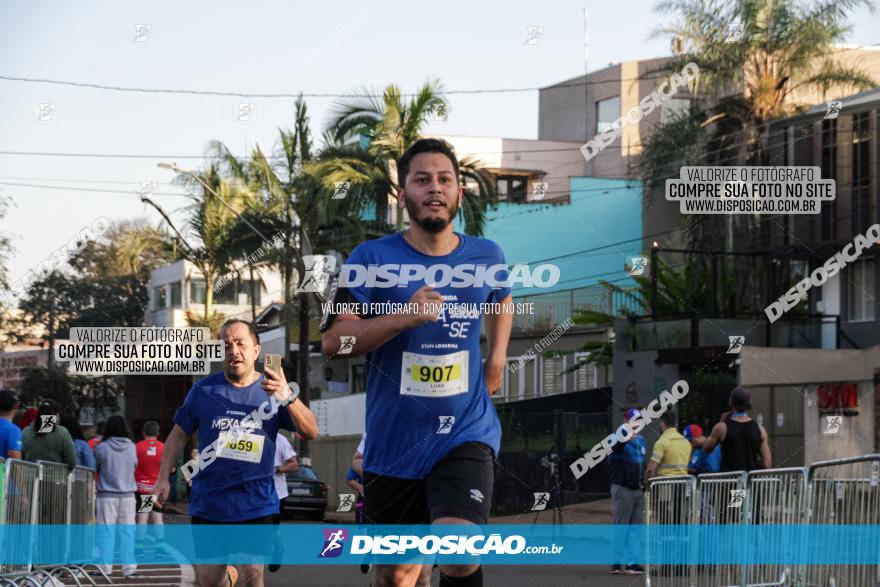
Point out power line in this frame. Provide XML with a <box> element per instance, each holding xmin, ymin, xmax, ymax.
<box><xmin>0</xmin><ymin>181</ymin><xmax>188</xmax><ymax>198</ymax></box>
<box><xmin>1</xmin><ymin>41</ymin><xmax>876</xmax><ymax>98</ymax></box>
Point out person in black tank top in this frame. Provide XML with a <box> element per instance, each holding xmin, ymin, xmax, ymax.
<box><xmin>720</xmin><ymin>419</ymin><xmax>762</xmax><ymax>472</ymax></box>
<box><xmin>702</xmin><ymin>387</ymin><xmax>772</xmax><ymax>472</ymax></box>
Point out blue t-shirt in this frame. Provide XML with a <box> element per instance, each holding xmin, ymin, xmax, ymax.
<box><xmin>173</xmin><ymin>372</ymin><xmax>295</xmax><ymax>522</ymax></box>
<box><xmin>342</xmin><ymin>232</ymin><xmax>511</xmax><ymax>479</ymax></box>
<box><xmin>690</xmin><ymin>444</ymin><xmax>722</xmax><ymax>474</ymax></box>
<box><xmin>608</xmin><ymin>434</ymin><xmax>645</xmax><ymax>490</ymax></box>
<box><xmin>346</xmin><ymin>467</ymin><xmax>363</xmax><ymax>485</ymax></box>
<box><xmin>0</xmin><ymin>419</ymin><xmax>22</xmax><ymax>458</ymax></box>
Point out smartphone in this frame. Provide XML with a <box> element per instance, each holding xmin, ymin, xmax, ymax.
<box><xmin>264</xmin><ymin>354</ymin><xmax>282</xmax><ymax>373</ymax></box>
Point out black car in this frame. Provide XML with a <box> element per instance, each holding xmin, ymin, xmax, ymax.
<box><xmin>282</xmin><ymin>465</ymin><xmax>328</xmax><ymax>521</ymax></box>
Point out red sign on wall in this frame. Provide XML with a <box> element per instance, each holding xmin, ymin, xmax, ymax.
<box><xmin>817</xmin><ymin>383</ymin><xmax>859</xmax><ymax>416</ymax></box>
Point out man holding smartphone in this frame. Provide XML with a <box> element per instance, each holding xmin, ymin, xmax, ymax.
<box><xmin>154</xmin><ymin>318</ymin><xmax>318</xmax><ymax>587</ymax></box>
<box><xmin>321</xmin><ymin>138</ymin><xmax>514</xmax><ymax>587</ymax></box>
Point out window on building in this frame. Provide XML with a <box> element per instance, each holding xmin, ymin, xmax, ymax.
<box><xmin>847</xmin><ymin>258</ymin><xmax>875</xmax><ymax>322</ymax></box>
<box><xmin>496</xmin><ymin>176</ymin><xmax>528</xmax><ymax>202</ymax></box>
<box><xmin>235</xmin><ymin>280</ymin><xmax>261</xmax><ymax>306</ymax></box>
<box><xmin>190</xmin><ymin>278</ymin><xmax>206</xmax><ymax>305</ymax></box>
<box><xmin>660</xmin><ymin>98</ymin><xmax>691</xmax><ymax>124</ymax></box>
<box><xmin>215</xmin><ymin>280</ymin><xmax>237</xmax><ymax>304</ymax></box>
<box><xmin>542</xmin><ymin>356</ymin><xmax>564</xmax><ymax>395</ymax></box>
<box><xmin>820</xmin><ymin>118</ymin><xmax>837</xmax><ymax>241</ymax></box>
<box><xmin>192</xmin><ymin>276</ymin><xmax>261</xmax><ymax>306</ymax></box>
<box><xmin>169</xmin><ymin>283</ymin><xmax>182</xmax><ymax>308</ymax></box>
<box><xmin>153</xmin><ymin>286</ymin><xmax>167</xmax><ymax>311</ymax></box>
<box><xmin>596</xmin><ymin>97</ymin><xmax>621</xmax><ymax>134</ymax></box>
<box><xmin>573</xmin><ymin>352</ymin><xmax>597</xmax><ymax>391</ymax></box>
<box><xmin>851</xmin><ymin>111</ymin><xmax>871</xmax><ymax>235</ymax></box>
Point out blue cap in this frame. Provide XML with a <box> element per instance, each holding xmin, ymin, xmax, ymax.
<box><xmin>625</xmin><ymin>408</ymin><xmax>640</xmax><ymax>421</ymax></box>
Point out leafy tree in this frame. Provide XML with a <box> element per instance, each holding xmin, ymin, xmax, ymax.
<box><xmin>141</xmin><ymin>164</ymin><xmax>256</xmax><ymax>326</ymax></box>
<box><xmin>643</xmin><ymin>0</ymin><xmax>875</xmax><ymax>252</ymax></box>
<box><xmin>308</xmin><ymin>81</ymin><xmax>498</xmax><ymax>235</ymax></box>
<box><xmin>17</xmin><ymin>364</ymin><xmax>122</xmax><ymax>418</ymax></box>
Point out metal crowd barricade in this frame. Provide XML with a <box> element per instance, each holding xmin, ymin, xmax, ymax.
<box><xmin>66</xmin><ymin>466</ymin><xmax>107</xmax><ymax>585</ymax></box>
<box><xmin>0</xmin><ymin>459</ymin><xmax>40</xmax><ymax>580</ymax></box>
<box><xmin>744</xmin><ymin>467</ymin><xmax>808</xmax><ymax>587</ymax></box>
<box><xmin>691</xmin><ymin>471</ymin><xmax>748</xmax><ymax>587</ymax></box>
<box><xmin>645</xmin><ymin>475</ymin><xmax>696</xmax><ymax>587</ymax></box>
<box><xmin>0</xmin><ymin>459</ymin><xmax>105</xmax><ymax>587</ymax></box>
<box><xmin>802</xmin><ymin>455</ymin><xmax>880</xmax><ymax>587</ymax></box>
<box><xmin>34</xmin><ymin>460</ymin><xmax>70</xmax><ymax>583</ymax></box>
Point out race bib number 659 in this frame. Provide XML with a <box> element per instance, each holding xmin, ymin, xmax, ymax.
<box><xmin>217</xmin><ymin>430</ymin><xmax>264</xmax><ymax>463</ymax></box>
<box><xmin>401</xmin><ymin>351</ymin><xmax>468</xmax><ymax>397</ymax></box>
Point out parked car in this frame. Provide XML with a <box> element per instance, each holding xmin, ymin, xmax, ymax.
<box><xmin>282</xmin><ymin>465</ymin><xmax>328</xmax><ymax>521</ymax></box>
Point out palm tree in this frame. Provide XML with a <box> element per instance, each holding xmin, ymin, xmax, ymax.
<box><xmin>212</xmin><ymin>96</ymin><xmax>364</xmax><ymax>458</ymax></box>
<box><xmin>141</xmin><ymin>164</ymin><xmax>256</xmax><ymax>329</ymax></box>
<box><xmin>642</xmin><ymin>0</ymin><xmax>875</xmax><ymax>247</ymax></box>
<box><xmin>308</xmin><ymin>81</ymin><xmax>498</xmax><ymax>235</ymax></box>
<box><xmin>563</xmin><ymin>255</ymin><xmax>738</xmax><ymax>372</ymax></box>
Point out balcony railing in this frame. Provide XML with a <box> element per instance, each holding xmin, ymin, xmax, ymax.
<box><xmin>623</xmin><ymin>313</ymin><xmax>839</xmax><ymax>351</ymax></box>
<box><xmin>511</xmin><ymin>284</ymin><xmax>640</xmax><ymax>333</ymax></box>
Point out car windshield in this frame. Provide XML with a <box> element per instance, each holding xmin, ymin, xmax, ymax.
<box><xmin>288</xmin><ymin>466</ymin><xmax>319</xmax><ymax>481</ymax></box>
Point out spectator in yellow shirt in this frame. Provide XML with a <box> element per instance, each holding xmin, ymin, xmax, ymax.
<box><xmin>644</xmin><ymin>412</ymin><xmax>690</xmax><ymax>483</ymax></box>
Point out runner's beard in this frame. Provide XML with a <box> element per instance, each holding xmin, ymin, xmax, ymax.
<box><xmin>405</xmin><ymin>197</ymin><xmax>459</xmax><ymax>233</ymax></box>
<box><xmin>224</xmin><ymin>360</ymin><xmax>251</xmax><ymax>383</ymax></box>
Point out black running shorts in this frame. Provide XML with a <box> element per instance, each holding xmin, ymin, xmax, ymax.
<box><xmin>363</xmin><ymin>441</ymin><xmax>495</xmax><ymax>525</ymax></box>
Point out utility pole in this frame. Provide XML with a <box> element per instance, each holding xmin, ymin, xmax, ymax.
<box><xmin>297</xmin><ymin>220</ymin><xmax>311</xmax><ymax>460</ymax></box>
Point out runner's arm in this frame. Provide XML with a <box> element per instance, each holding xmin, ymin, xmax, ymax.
<box><xmin>321</xmin><ymin>312</ymin><xmax>409</xmax><ymax>357</ymax></box>
<box><xmin>285</xmin><ymin>398</ymin><xmax>318</xmax><ymax>440</ymax></box>
<box><xmin>277</xmin><ymin>455</ymin><xmax>299</xmax><ymax>474</ymax></box>
<box><xmin>644</xmin><ymin>459</ymin><xmax>659</xmax><ymax>484</ymax></box>
<box><xmin>7</xmin><ymin>450</ymin><xmax>21</xmax><ymax>460</ymax></box>
<box><xmin>321</xmin><ymin>284</ymin><xmax>444</xmax><ymax>357</ymax></box>
<box><xmin>157</xmin><ymin>425</ymin><xmax>187</xmax><ymax>487</ymax></box>
<box><xmin>352</xmin><ymin>450</ymin><xmax>363</xmax><ymax>477</ymax></box>
<box><xmin>758</xmin><ymin>425</ymin><xmax>772</xmax><ymax>468</ymax></box>
<box><xmin>703</xmin><ymin>422</ymin><xmax>726</xmax><ymax>453</ymax></box>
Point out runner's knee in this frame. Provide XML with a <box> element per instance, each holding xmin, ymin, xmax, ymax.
<box><xmin>372</xmin><ymin>564</ymin><xmax>423</xmax><ymax>586</ymax></box>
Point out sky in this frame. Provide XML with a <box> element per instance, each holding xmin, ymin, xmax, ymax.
<box><xmin>0</xmin><ymin>0</ymin><xmax>878</xmax><ymax>286</ymax></box>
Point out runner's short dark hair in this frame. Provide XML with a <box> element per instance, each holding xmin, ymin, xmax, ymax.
<box><xmin>397</xmin><ymin>138</ymin><xmax>460</xmax><ymax>188</ymax></box>
<box><xmin>0</xmin><ymin>389</ymin><xmax>19</xmax><ymax>412</ymax></box>
<box><xmin>660</xmin><ymin>411</ymin><xmax>677</xmax><ymax>427</ymax></box>
<box><xmin>219</xmin><ymin>318</ymin><xmax>259</xmax><ymax>345</ymax></box>
<box><xmin>143</xmin><ymin>420</ymin><xmax>160</xmax><ymax>437</ymax></box>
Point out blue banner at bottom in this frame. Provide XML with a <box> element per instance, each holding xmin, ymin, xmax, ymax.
<box><xmin>2</xmin><ymin>524</ymin><xmax>880</xmax><ymax>565</ymax></box>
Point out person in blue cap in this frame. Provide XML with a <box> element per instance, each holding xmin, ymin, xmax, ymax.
<box><xmin>684</xmin><ymin>424</ymin><xmax>720</xmax><ymax>475</ymax></box>
<box><xmin>608</xmin><ymin>408</ymin><xmax>646</xmax><ymax>575</ymax></box>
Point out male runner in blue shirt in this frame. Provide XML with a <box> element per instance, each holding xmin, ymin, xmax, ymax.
<box><xmin>0</xmin><ymin>389</ymin><xmax>23</xmax><ymax>460</ymax></box>
<box><xmin>154</xmin><ymin>319</ymin><xmax>318</xmax><ymax>587</ymax></box>
<box><xmin>322</xmin><ymin>138</ymin><xmax>513</xmax><ymax>587</ymax></box>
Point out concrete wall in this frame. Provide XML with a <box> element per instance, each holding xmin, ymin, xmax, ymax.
<box><xmin>739</xmin><ymin>346</ymin><xmax>878</xmax><ymax>464</ymax></box>
<box><xmin>739</xmin><ymin>346</ymin><xmax>880</xmax><ymax>386</ymax></box>
<box><xmin>309</xmin><ymin>433</ymin><xmax>361</xmax><ymax>511</ymax></box>
<box><xmin>311</xmin><ymin>393</ymin><xmax>366</xmax><ymax>437</ymax></box>
<box><xmin>612</xmin><ymin>343</ymin><xmax>682</xmax><ymax>451</ymax></box>
<box><xmin>803</xmin><ymin>382</ymin><xmax>875</xmax><ymax>464</ymax></box>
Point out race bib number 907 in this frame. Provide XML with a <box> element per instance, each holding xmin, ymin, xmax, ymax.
<box><xmin>401</xmin><ymin>351</ymin><xmax>468</xmax><ymax>397</ymax></box>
